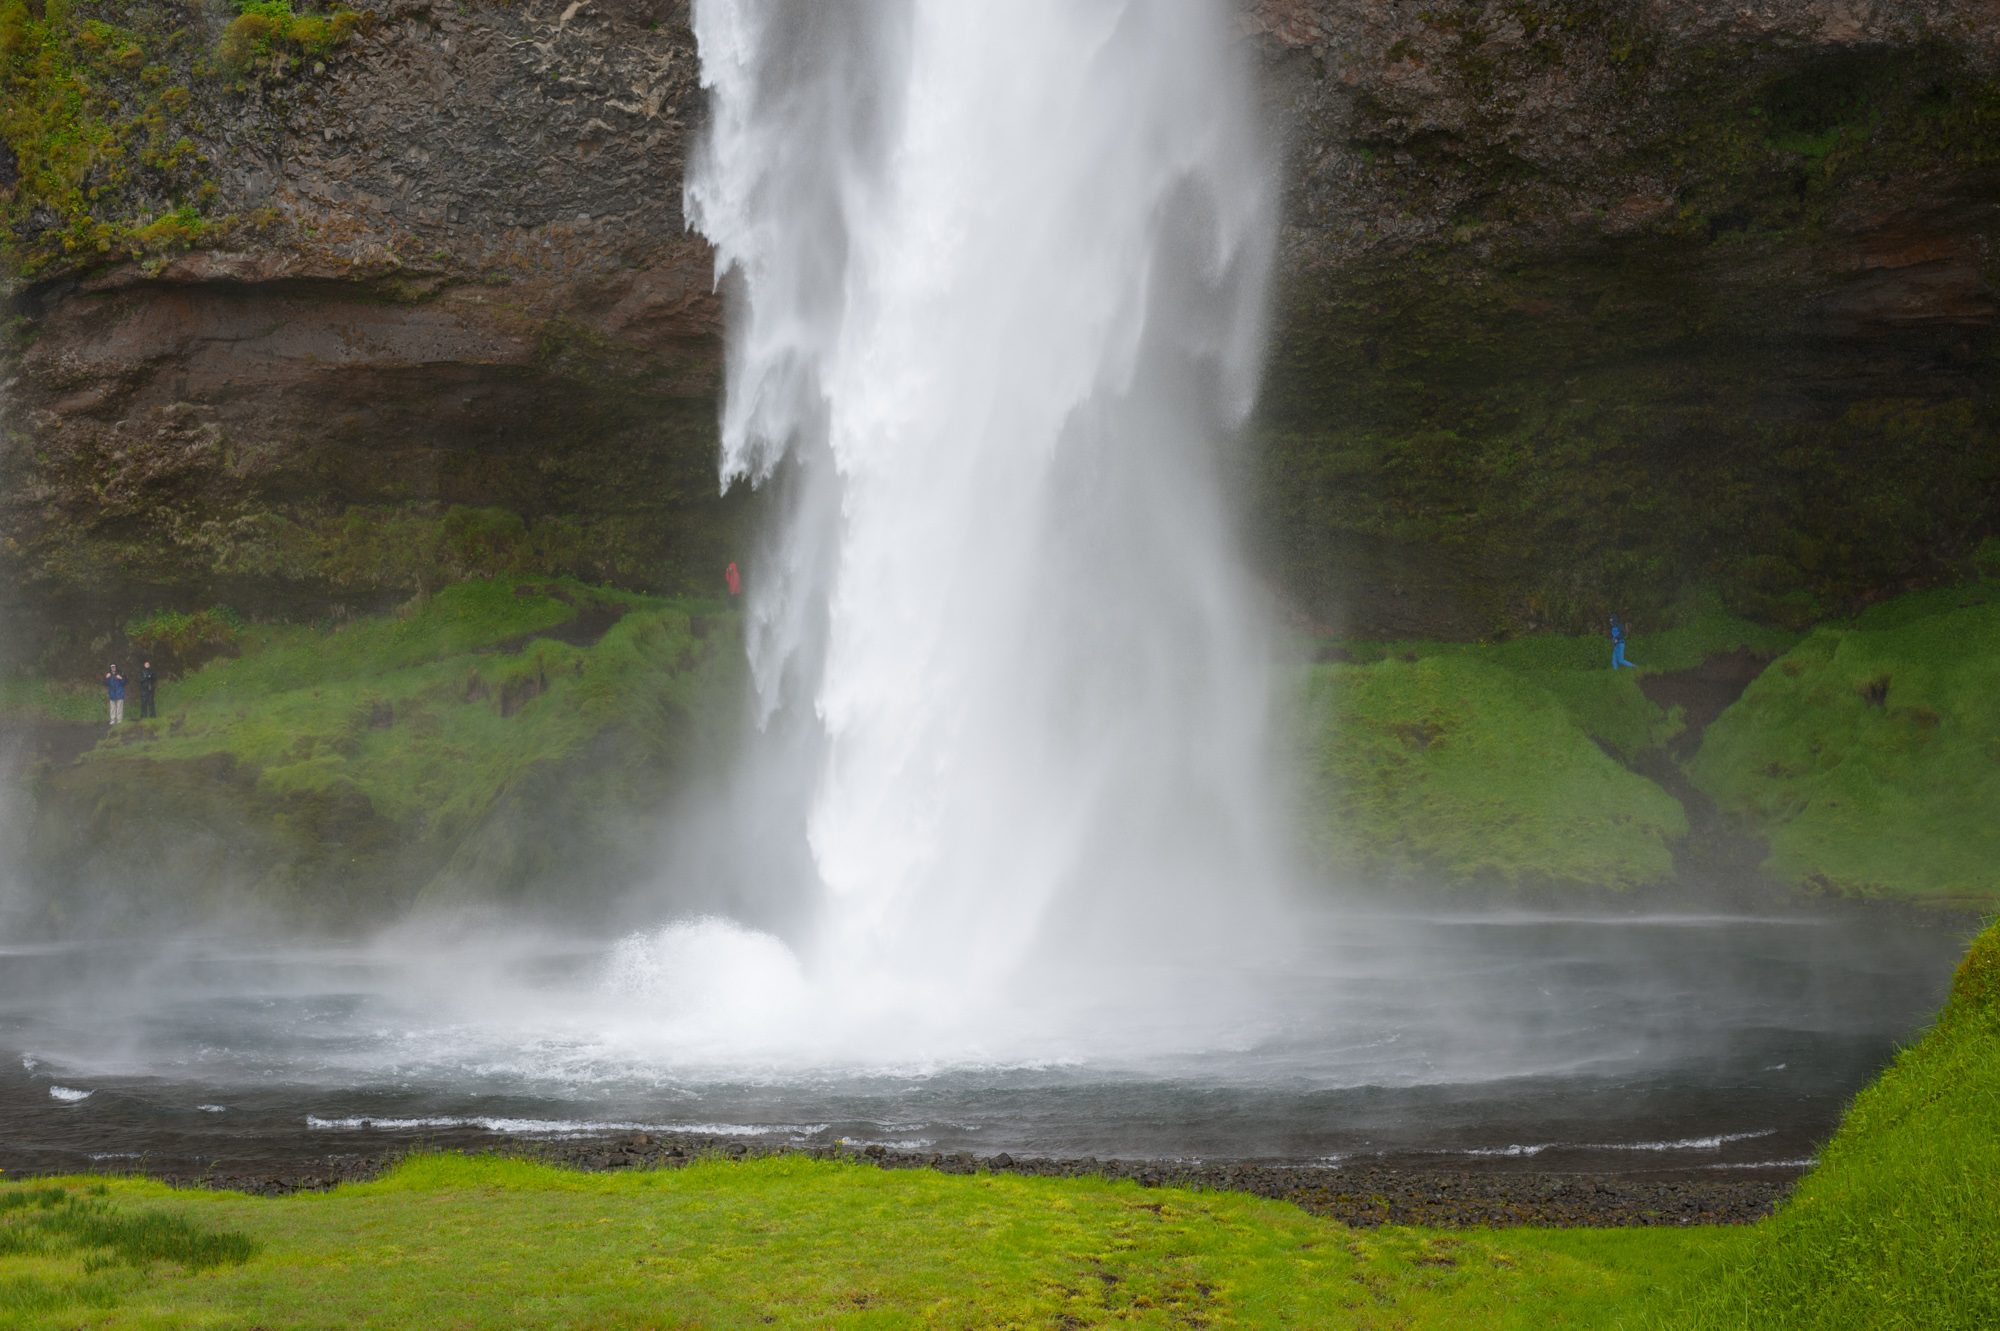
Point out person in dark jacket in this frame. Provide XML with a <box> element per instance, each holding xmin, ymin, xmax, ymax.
<box><xmin>138</xmin><ymin>661</ymin><xmax>158</xmax><ymax>720</ymax></box>
<box><xmin>105</xmin><ymin>666</ymin><xmax>127</xmax><ymax>725</ymax></box>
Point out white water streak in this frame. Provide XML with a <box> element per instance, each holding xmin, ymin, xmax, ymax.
<box><xmin>683</xmin><ymin>0</ymin><xmax>1287</xmax><ymax>1027</ymax></box>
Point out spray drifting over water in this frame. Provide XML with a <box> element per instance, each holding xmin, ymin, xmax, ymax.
<box><xmin>658</xmin><ymin>0</ymin><xmax>1287</xmax><ymax>1049</ymax></box>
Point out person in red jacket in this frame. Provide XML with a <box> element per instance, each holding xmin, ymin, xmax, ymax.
<box><xmin>725</xmin><ymin>561</ymin><xmax>742</xmax><ymax>600</ymax></box>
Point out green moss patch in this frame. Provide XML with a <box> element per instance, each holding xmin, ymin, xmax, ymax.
<box><xmin>1688</xmin><ymin>584</ymin><xmax>2000</xmax><ymax>905</ymax></box>
<box><xmin>16</xmin><ymin>578</ymin><xmax>745</xmax><ymax>928</ymax></box>
<box><xmin>1299</xmin><ymin>597</ymin><xmax>1798</xmax><ymax>893</ymax></box>
<box><xmin>1303</xmin><ymin>654</ymin><xmax>1687</xmax><ymax>892</ymax></box>
<box><xmin>0</xmin><ymin>0</ymin><xmax>214</xmax><ymax>274</ymax></box>
<box><xmin>216</xmin><ymin>0</ymin><xmax>362</xmax><ymax>81</ymax></box>
<box><xmin>0</xmin><ymin>0</ymin><xmax>362</xmax><ymax>277</ymax></box>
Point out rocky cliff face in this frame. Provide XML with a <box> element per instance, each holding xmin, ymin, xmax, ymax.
<box><xmin>4</xmin><ymin>0</ymin><xmax>1998</xmax><ymax>659</ymax></box>
<box><xmin>1</xmin><ymin>0</ymin><xmax>734</xmax><ymax>667</ymax></box>
<box><xmin>1244</xmin><ymin>0</ymin><xmax>2000</xmax><ymax>633</ymax></box>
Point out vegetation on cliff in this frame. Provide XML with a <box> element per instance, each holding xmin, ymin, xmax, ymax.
<box><xmin>0</xmin><ymin>0</ymin><xmax>216</xmax><ymax>272</ymax></box>
<box><xmin>1688</xmin><ymin>578</ymin><xmax>2000</xmax><ymax>905</ymax></box>
<box><xmin>1303</xmin><ymin>656</ymin><xmax>1687</xmax><ymax>891</ymax></box>
<box><xmin>0</xmin><ymin>0</ymin><xmax>362</xmax><ymax>276</ymax></box>
<box><xmin>216</xmin><ymin>0</ymin><xmax>362</xmax><ymax>82</ymax></box>
<box><xmin>12</xmin><ymin>577</ymin><xmax>1999</xmax><ymax>921</ymax></box>
<box><xmin>1301</xmin><ymin>596</ymin><xmax>1793</xmax><ymax>893</ymax></box>
<box><xmin>10</xmin><ymin>578</ymin><xmax>744</xmax><ymax>932</ymax></box>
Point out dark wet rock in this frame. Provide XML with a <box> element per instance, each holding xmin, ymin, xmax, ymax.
<box><xmin>4</xmin><ymin>1</ymin><xmax>1997</xmax><ymax>658</ymax></box>
<box><xmin>22</xmin><ymin>1128</ymin><xmax>1799</xmax><ymax>1230</ymax></box>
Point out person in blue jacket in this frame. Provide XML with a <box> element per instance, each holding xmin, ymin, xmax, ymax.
<box><xmin>1609</xmin><ymin>616</ymin><xmax>1637</xmax><ymax>670</ymax></box>
<box><xmin>105</xmin><ymin>665</ymin><xmax>127</xmax><ymax>725</ymax></box>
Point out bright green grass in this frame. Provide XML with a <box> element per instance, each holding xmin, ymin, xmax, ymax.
<box><xmin>0</xmin><ymin>675</ymin><xmax>103</xmax><ymax>723</ymax></box>
<box><xmin>1303</xmin><ymin>654</ymin><xmax>1688</xmax><ymax>890</ymax></box>
<box><xmin>1646</xmin><ymin>919</ymin><xmax>2000</xmax><ymax>1329</ymax></box>
<box><xmin>80</xmin><ymin>579</ymin><xmax>735</xmax><ymax>841</ymax></box>
<box><xmin>1301</xmin><ymin>594</ymin><xmax>1797</xmax><ymax>892</ymax></box>
<box><xmin>0</xmin><ymin>1155</ymin><xmax>1745</xmax><ymax>1330</ymax></box>
<box><xmin>1689</xmin><ymin>585</ymin><xmax>2000</xmax><ymax>904</ymax></box>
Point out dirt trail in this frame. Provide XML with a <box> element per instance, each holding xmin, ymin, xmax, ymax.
<box><xmin>1620</xmin><ymin>652</ymin><xmax>1774</xmax><ymax>898</ymax></box>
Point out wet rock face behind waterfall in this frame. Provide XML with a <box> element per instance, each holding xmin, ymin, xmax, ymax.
<box><xmin>4</xmin><ymin>0</ymin><xmax>2000</xmax><ymax>659</ymax></box>
<box><xmin>1244</xmin><ymin>0</ymin><xmax>2000</xmax><ymax>634</ymax></box>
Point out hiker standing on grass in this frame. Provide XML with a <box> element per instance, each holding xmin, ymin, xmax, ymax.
<box><xmin>1610</xmin><ymin>615</ymin><xmax>1637</xmax><ymax>670</ymax></box>
<box><xmin>104</xmin><ymin>665</ymin><xmax>127</xmax><ymax>725</ymax></box>
<box><xmin>138</xmin><ymin>660</ymin><xmax>158</xmax><ymax>720</ymax></box>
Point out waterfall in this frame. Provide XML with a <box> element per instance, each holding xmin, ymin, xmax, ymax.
<box><xmin>667</xmin><ymin>0</ymin><xmax>1288</xmax><ymax>1042</ymax></box>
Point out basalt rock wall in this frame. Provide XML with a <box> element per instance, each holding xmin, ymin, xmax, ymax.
<box><xmin>4</xmin><ymin>0</ymin><xmax>1999</xmax><ymax>662</ymax></box>
<box><xmin>1244</xmin><ymin>0</ymin><xmax>2000</xmax><ymax>634</ymax></box>
<box><xmin>0</xmin><ymin>0</ymin><xmax>736</xmax><ymax>668</ymax></box>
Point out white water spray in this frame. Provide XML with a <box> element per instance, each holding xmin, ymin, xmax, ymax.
<box><xmin>659</xmin><ymin>0</ymin><xmax>1289</xmax><ymax>1047</ymax></box>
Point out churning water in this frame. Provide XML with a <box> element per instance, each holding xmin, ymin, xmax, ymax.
<box><xmin>677</xmin><ymin>0</ymin><xmax>1289</xmax><ymax>1038</ymax></box>
<box><xmin>0</xmin><ymin>913</ymin><xmax>1966</xmax><ymax>1174</ymax></box>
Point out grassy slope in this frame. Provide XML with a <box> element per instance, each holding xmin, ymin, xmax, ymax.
<box><xmin>1689</xmin><ymin>582</ymin><xmax>2000</xmax><ymax>904</ymax></box>
<box><xmin>1303</xmin><ymin>656</ymin><xmax>1688</xmax><ymax>890</ymax></box>
<box><xmin>9</xmin><ymin>579</ymin><xmax>743</xmax><ymax>925</ymax></box>
<box><xmin>1648</xmin><ymin>920</ymin><xmax>2000</xmax><ymax>1330</ymax></box>
<box><xmin>0</xmin><ymin>1155</ymin><xmax>1745</xmax><ymax>1330</ymax></box>
<box><xmin>111</xmin><ymin>579</ymin><xmax>728</xmax><ymax>838</ymax></box>
<box><xmin>1303</xmin><ymin>598</ymin><xmax>1793</xmax><ymax>890</ymax></box>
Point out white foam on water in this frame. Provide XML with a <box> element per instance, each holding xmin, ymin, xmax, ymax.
<box><xmin>304</xmin><ymin>1114</ymin><xmax>827</xmax><ymax>1139</ymax></box>
<box><xmin>1458</xmin><ymin>1130</ymin><xmax>1778</xmax><ymax>1159</ymax></box>
<box><xmin>48</xmin><ymin>1085</ymin><xmax>92</xmax><ymax>1102</ymax></box>
<box><xmin>197</xmin><ymin>1104</ymin><xmax>228</xmax><ymax>1113</ymax></box>
<box><xmin>1606</xmin><ymin>1130</ymin><xmax>1778</xmax><ymax>1152</ymax></box>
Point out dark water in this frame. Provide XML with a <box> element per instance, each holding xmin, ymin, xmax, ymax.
<box><xmin>0</xmin><ymin>911</ymin><xmax>1968</xmax><ymax>1178</ymax></box>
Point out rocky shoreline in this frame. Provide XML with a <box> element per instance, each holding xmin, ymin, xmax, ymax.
<box><xmin>48</xmin><ymin>1130</ymin><xmax>1799</xmax><ymax>1231</ymax></box>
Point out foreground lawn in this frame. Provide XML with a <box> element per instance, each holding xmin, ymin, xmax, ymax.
<box><xmin>1</xmin><ymin>1155</ymin><xmax>1743</xmax><ymax>1330</ymax></box>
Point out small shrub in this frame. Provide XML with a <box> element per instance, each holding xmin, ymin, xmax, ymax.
<box><xmin>217</xmin><ymin>0</ymin><xmax>363</xmax><ymax>79</ymax></box>
<box><xmin>125</xmin><ymin>606</ymin><xmax>245</xmax><ymax>673</ymax></box>
<box><xmin>132</xmin><ymin>205</ymin><xmax>208</xmax><ymax>253</ymax></box>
